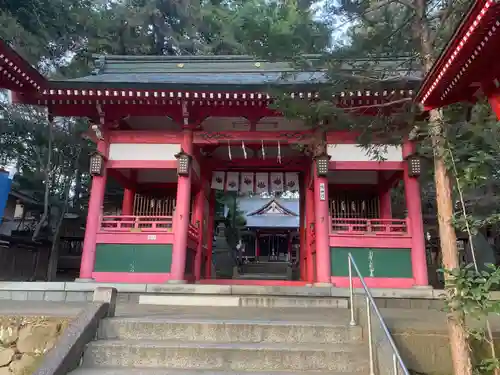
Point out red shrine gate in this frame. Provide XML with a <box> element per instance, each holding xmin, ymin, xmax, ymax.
<box><xmin>0</xmin><ymin>45</ymin><xmax>429</xmax><ymax>288</ymax></box>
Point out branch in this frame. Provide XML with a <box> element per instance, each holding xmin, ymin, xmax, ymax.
<box><xmin>429</xmin><ymin>2</ymin><xmax>455</xmax><ymax>47</ymax></box>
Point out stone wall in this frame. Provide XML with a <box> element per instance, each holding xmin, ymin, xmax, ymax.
<box><xmin>0</xmin><ymin>316</ymin><xmax>69</xmax><ymax>375</ymax></box>
<box><xmin>0</xmin><ymin>282</ymin><xmax>465</xmax><ymax>309</ymax></box>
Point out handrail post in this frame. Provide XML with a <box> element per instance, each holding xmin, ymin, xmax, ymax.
<box><xmin>367</xmin><ymin>296</ymin><xmax>375</xmax><ymax>375</ymax></box>
<box><xmin>348</xmin><ymin>252</ymin><xmax>410</xmax><ymax>375</ymax></box>
<box><xmin>348</xmin><ymin>256</ymin><xmax>356</xmax><ymax>326</ymax></box>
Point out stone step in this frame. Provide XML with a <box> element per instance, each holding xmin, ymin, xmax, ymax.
<box><xmin>83</xmin><ymin>340</ymin><xmax>369</xmax><ymax>372</ymax></box>
<box><xmin>241</xmin><ymin>263</ymin><xmax>289</xmax><ymax>274</ymax></box>
<box><xmin>235</xmin><ymin>273</ymin><xmax>288</xmax><ymax>280</ymax></box>
<box><xmin>97</xmin><ymin>317</ymin><xmax>362</xmax><ymax>344</ymax></box>
<box><xmin>70</xmin><ymin>368</ymin><xmax>366</xmax><ymax>375</ymax></box>
<box><xmin>137</xmin><ymin>295</ymin><xmax>348</xmax><ymax>308</ymax></box>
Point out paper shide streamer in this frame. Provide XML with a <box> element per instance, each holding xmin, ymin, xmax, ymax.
<box><xmin>277</xmin><ymin>140</ymin><xmax>282</xmax><ymax>164</ymax></box>
<box><xmin>242</xmin><ymin>141</ymin><xmax>247</xmax><ymax>159</ymax></box>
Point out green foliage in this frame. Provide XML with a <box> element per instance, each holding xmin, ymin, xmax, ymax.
<box><xmin>0</xmin><ymin>104</ymin><xmax>93</xmax><ymax>217</ymax></box>
<box><xmin>215</xmin><ymin>191</ymin><xmax>247</xmax><ymax>250</ymax></box>
<box><xmin>443</xmin><ymin>264</ymin><xmax>500</xmax><ymax>374</ymax></box>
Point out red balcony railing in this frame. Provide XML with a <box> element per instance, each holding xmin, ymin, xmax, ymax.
<box><xmin>330</xmin><ymin>218</ymin><xmax>409</xmax><ymax>236</ymax></box>
<box><xmin>100</xmin><ymin>215</ymin><xmax>173</xmax><ymax>232</ymax></box>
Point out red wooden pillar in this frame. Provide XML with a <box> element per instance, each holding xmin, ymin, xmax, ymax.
<box><xmin>313</xmin><ymin>162</ymin><xmax>331</xmax><ymax>285</ymax></box>
<box><xmin>170</xmin><ymin>129</ymin><xmax>193</xmax><ymax>282</ymax></box>
<box><xmin>379</xmin><ymin>175</ymin><xmax>392</xmax><ymax>219</ymax></box>
<box><xmin>488</xmin><ymin>92</ymin><xmax>500</xmax><ymax>120</ymax></box>
<box><xmin>205</xmin><ymin>188</ymin><xmax>215</xmax><ymax>279</ymax></box>
<box><xmin>121</xmin><ymin>171</ymin><xmax>136</xmax><ymax>215</ymax></box>
<box><xmin>193</xmin><ymin>186</ymin><xmax>205</xmax><ymax>281</ymax></box>
<box><xmin>121</xmin><ymin>189</ymin><xmax>135</xmax><ymax>215</ymax></box>
<box><xmin>403</xmin><ymin>141</ymin><xmax>428</xmax><ymax>286</ymax></box>
<box><xmin>305</xmin><ymin>169</ymin><xmax>315</xmax><ymax>283</ymax></box>
<box><xmin>79</xmin><ymin>139</ymin><xmax>108</xmax><ymax>280</ymax></box>
<box><xmin>299</xmin><ymin>173</ymin><xmax>306</xmax><ymax>280</ymax></box>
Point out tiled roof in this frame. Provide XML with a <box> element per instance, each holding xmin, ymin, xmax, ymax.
<box><xmin>58</xmin><ymin>55</ymin><xmax>421</xmax><ymax>90</ymax></box>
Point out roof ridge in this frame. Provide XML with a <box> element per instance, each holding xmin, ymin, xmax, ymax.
<box><xmin>247</xmin><ymin>198</ymin><xmax>298</xmax><ymax>217</ymax></box>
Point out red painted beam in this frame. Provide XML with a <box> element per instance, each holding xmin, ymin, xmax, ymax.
<box><xmin>194</xmin><ymin>130</ymin><xmax>313</xmax><ymax>144</ymax></box>
<box><xmin>329</xmin><ymin>161</ymin><xmax>405</xmax><ymax>170</ymax></box>
<box><xmin>209</xmin><ymin>158</ymin><xmax>308</xmax><ymax>171</ymax></box>
<box><xmin>107</xmin><ymin>160</ymin><xmax>177</xmax><ymax>169</ymax></box>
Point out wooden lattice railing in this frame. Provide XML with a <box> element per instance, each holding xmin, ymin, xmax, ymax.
<box><xmin>100</xmin><ymin>216</ymin><xmax>173</xmax><ymax>232</ymax></box>
<box><xmin>330</xmin><ymin>218</ymin><xmax>409</xmax><ymax>236</ymax></box>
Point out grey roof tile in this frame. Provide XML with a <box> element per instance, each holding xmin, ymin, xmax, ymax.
<box><xmin>53</xmin><ymin>55</ymin><xmax>422</xmax><ymax>89</ymax></box>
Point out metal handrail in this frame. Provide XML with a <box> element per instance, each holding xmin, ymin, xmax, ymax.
<box><xmin>348</xmin><ymin>253</ymin><xmax>410</xmax><ymax>375</ymax></box>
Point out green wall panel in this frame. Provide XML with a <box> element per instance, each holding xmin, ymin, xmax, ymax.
<box><xmin>95</xmin><ymin>244</ymin><xmax>172</xmax><ymax>273</ymax></box>
<box><xmin>331</xmin><ymin>247</ymin><xmax>412</xmax><ymax>278</ymax></box>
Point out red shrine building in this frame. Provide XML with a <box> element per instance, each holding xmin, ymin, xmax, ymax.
<box><xmin>417</xmin><ymin>0</ymin><xmax>500</xmax><ymax>119</ymax></box>
<box><xmin>0</xmin><ymin>40</ymin><xmax>430</xmax><ymax>288</ymax></box>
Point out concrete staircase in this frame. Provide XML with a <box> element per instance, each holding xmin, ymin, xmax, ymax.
<box><xmin>69</xmin><ymin>306</ymin><xmax>369</xmax><ymax>375</ymax></box>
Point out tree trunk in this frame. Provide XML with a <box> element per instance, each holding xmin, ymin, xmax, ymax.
<box><xmin>47</xmin><ymin>205</ymin><xmax>65</xmax><ymax>281</ymax></box>
<box><xmin>32</xmin><ymin>115</ymin><xmax>53</xmax><ymax>241</ymax></box>
<box><xmin>430</xmin><ymin>110</ymin><xmax>473</xmax><ymax>375</ymax></box>
<box><xmin>414</xmin><ymin>0</ymin><xmax>473</xmax><ymax>372</ymax></box>
<box><xmin>73</xmin><ymin>169</ymin><xmax>82</xmax><ymax>209</ymax></box>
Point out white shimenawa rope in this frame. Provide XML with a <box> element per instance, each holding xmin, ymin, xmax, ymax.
<box><xmin>261</xmin><ymin>139</ymin><xmax>265</xmax><ymax>160</ymax></box>
<box><xmin>228</xmin><ymin>140</ymin><xmax>232</xmax><ymax>161</ymax></box>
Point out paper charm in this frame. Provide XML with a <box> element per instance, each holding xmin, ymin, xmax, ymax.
<box><xmin>255</xmin><ymin>172</ymin><xmax>269</xmax><ymax>194</ymax></box>
<box><xmin>225</xmin><ymin>172</ymin><xmax>239</xmax><ymax>192</ymax></box>
<box><xmin>240</xmin><ymin>172</ymin><xmax>254</xmax><ymax>194</ymax></box>
<box><xmin>285</xmin><ymin>172</ymin><xmax>299</xmax><ymax>192</ymax></box>
<box><xmin>211</xmin><ymin>171</ymin><xmax>225</xmax><ymax>190</ymax></box>
<box><xmin>270</xmin><ymin>172</ymin><xmax>284</xmax><ymax>192</ymax></box>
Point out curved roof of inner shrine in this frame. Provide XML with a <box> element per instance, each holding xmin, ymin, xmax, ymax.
<box><xmin>238</xmin><ymin>196</ymin><xmax>300</xmax><ymax>229</ymax></box>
